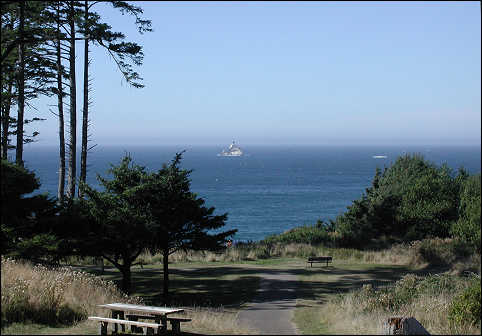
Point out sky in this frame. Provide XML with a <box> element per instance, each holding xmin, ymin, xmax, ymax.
<box><xmin>30</xmin><ymin>1</ymin><xmax>481</xmax><ymax>147</ymax></box>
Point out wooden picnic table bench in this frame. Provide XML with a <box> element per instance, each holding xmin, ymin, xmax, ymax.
<box><xmin>91</xmin><ymin>303</ymin><xmax>188</xmax><ymax>335</ymax></box>
<box><xmin>307</xmin><ymin>256</ymin><xmax>333</xmax><ymax>267</ymax></box>
<box><xmin>126</xmin><ymin>314</ymin><xmax>192</xmax><ymax>334</ymax></box>
<box><xmin>88</xmin><ymin>316</ymin><xmax>163</xmax><ymax>335</ymax></box>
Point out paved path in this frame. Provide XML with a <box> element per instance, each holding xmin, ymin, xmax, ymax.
<box><xmin>237</xmin><ymin>270</ymin><xmax>299</xmax><ymax>335</ymax></box>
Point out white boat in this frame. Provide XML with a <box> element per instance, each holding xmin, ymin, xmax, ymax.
<box><xmin>218</xmin><ymin>140</ymin><xmax>244</xmax><ymax>157</ymax></box>
<box><xmin>372</xmin><ymin>155</ymin><xmax>388</xmax><ymax>159</ymax></box>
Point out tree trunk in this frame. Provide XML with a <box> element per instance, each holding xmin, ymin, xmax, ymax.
<box><xmin>15</xmin><ymin>1</ymin><xmax>25</xmax><ymax>167</ymax></box>
<box><xmin>56</xmin><ymin>3</ymin><xmax>65</xmax><ymax>202</ymax></box>
<box><xmin>121</xmin><ymin>263</ymin><xmax>132</xmax><ymax>294</ymax></box>
<box><xmin>0</xmin><ymin>5</ymin><xmax>3</xmax><ymax>159</ymax></box>
<box><xmin>66</xmin><ymin>1</ymin><xmax>77</xmax><ymax>199</ymax></box>
<box><xmin>79</xmin><ymin>0</ymin><xmax>89</xmax><ymax>197</ymax></box>
<box><xmin>163</xmin><ymin>248</ymin><xmax>169</xmax><ymax>304</ymax></box>
<box><xmin>1</xmin><ymin>81</ymin><xmax>13</xmax><ymax>160</ymax></box>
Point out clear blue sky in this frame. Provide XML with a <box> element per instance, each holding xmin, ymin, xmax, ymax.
<box><xmin>31</xmin><ymin>1</ymin><xmax>481</xmax><ymax>146</ymax></box>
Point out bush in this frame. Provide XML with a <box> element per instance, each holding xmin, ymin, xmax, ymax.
<box><xmin>0</xmin><ymin>160</ymin><xmax>63</xmax><ymax>261</ymax></box>
<box><xmin>418</xmin><ymin>238</ymin><xmax>458</xmax><ymax>266</ymax></box>
<box><xmin>354</xmin><ymin>273</ymin><xmax>475</xmax><ymax>314</ymax></box>
<box><xmin>354</xmin><ymin>274</ymin><xmax>420</xmax><ymax>312</ymax></box>
<box><xmin>263</xmin><ymin>225</ymin><xmax>335</xmax><ymax>246</ymax></box>
<box><xmin>451</xmin><ymin>174</ymin><xmax>481</xmax><ymax>253</ymax></box>
<box><xmin>449</xmin><ymin>279</ymin><xmax>481</xmax><ymax>327</ymax></box>
<box><xmin>334</xmin><ymin>154</ymin><xmax>463</xmax><ymax>245</ymax></box>
<box><xmin>406</xmin><ymin>238</ymin><xmax>477</xmax><ymax>270</ymax></box>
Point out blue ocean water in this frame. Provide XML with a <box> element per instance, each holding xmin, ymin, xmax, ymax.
<box><xmin>22</xmin><ymin>145</ymin><xmax>481</xmax><ymax>242</ymax></box>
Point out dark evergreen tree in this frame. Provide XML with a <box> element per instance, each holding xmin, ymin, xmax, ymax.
<box><xmin>2</xmin><ymin>1</ymin><xmax>152</xmax><ymax>199</ymax></box>
<box><xmin>77</xmin><ymin>0</ymin><xmax>152</xmax><ymax>197</ymax></box>
<box><xmin>78</xmin><ymin>153</ymin><xmax>235</xmax><ymax>296</ymax></box>
<box><xmin>78</xmin><ymin>155</ymin><xmax>153</xmax><ymax>293</ymax></box>
<box><xmin>137</xmin><ymin>152</ymin><xmax>236</xmax><ymax>303</ymax></box>
<box><xmin>1</xmin><ymin>1</ymin><xmax>61</xmax><ymax>162</ymax></box>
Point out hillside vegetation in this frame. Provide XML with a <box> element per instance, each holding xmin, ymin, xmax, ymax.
<box><xmin>265</xmin><ymin>154</ymin><xmax>480</xmax><ymax>254</ymax></box>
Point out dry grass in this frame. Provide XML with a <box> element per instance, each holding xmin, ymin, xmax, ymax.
<box><xmin>1</xmin><ymin>257</ymin><xmax>142</xmax><ymax>326</ymax></box>
<box><xmin>85</xmin><ymin>238</ymin><xmax>479</xmax><ymax>275</ymax></box>
<box><xmin>134</xmin><ymin>241</ymin><xmax>417</xmax><ymax>266</ymax></box>
<box><xmin>175</xmin><ymin>307</ymin><xmax>258</xmax><ymax>335</ymax></box>
<box><xmin>312</xmin><ymin>273</ymin><xmax>481</xmax><ymax>335</ymax></box>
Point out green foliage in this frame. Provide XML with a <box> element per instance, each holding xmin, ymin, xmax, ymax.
<box><xmin>0</xmin><ymin>160</ymin><xmax>61</xmax><ymax>260</ymax></box>
<box><xmin>77</xmin><ymin>154</ymin><xmax>154</xmax><ymax>293</ymax></box>
<box><xmin>1</xmin><ymin>1</ymin><xmax>60</xmax><ymax>151</ymax></box>
<box><xmin>133</xmin><ymin>151</ymin><xmax>236</xmax><ymax>302</ymax></box>
<box><xmin>449</xmin><ymin>279</ymin><xmax>481</xmax><ymax>327</ymax></box>
<box><xmin>139</xmin><ymin>152</ymin><xmax>235</xmax><ymax>255</ymax></box>
<box><xmin>451</xmin><ymin>174</ymin><xmax>481</xmax><ymax>253</ymax></box>
<box><xmin>263</xmin><ymin>224</ymin><xmax>335</xmax><ymax>246</ymax></box>
<box><xmin>334</xmin><ymin>154</ymin><xmax>465</xmax><ymax>246</ymax></box>
<box><xmin>77</xmin><ymin>152</ymin><xmax>235</xmax><ymax>296</ymax></box>
<box><xmin>82</xmin><ymin>0</ymin><xmax>152</xmax><ymax>88</ymax></box>
<box><xmin>0</xmin><ymin>159</ymin><xmax>39</xmax><ymax>196</ymax></box>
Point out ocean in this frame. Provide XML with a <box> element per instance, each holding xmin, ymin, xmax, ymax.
<box><xmin>22</xmin><ymin>145</ymin><xmax>481</xmax><ymax>242</ymax></box>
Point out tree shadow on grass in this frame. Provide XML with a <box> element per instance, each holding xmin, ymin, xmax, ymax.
<box><xmin>132</xmin><ymin>264</ymin><xmax>413</xmax><ymax>307</ymax></box>
<box><xmin>77</xmin><ymin>261</ymin><xmax>456</xmax><ymax>307</ymax></box>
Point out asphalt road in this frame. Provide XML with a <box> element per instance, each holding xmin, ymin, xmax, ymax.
<box><xmin>237</xmin><ymin>271</ymin><xmax>299</xmax><ymax>335</ymax></box>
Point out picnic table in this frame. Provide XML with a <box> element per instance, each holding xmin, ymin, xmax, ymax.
<box><xmin>89</xmin><ymin>303</ymin><xmax>190</xmax><ymax>335</ymax></box>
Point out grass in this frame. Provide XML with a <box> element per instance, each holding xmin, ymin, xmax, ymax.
<box><xmin>292</xmin><ymin>263</ymin><xmax>481</xmax><ymax>335</ymax></box>
<box><xmin>1</xmin><ymin>321</ymin><xmax>98</xmax><ymax>335</ymax></box>
<box><xmin>292</xmin><ymin>262</ymin><xmax>413</xmax><ymax>334</ymax></box>
<box><xmin>1</xmin><ymin>257</ymin><xmax>141</xmax><ymax>327</ymax></box>
<box><xmin>3</xmin><ymin>238</ymin><xmax>480</xmax><ymax>335</ymax></box>
<box><xmin>1</xmin><ymin>258</ymin><xmax>261</xmax><ymax>335</ymax></box>
<box><xmin>2</xmin><ymin>313</ymin><xmax>255</xmax><ymax>335</ymax></box>
<box><xmin>79</xmin><ymin>263</ymin><xmax>262</xmax><ymax>307</ymax></box>
<box><xmin>134</xmin><ymin>242</ymin><xmax>416</xmax><ymax>265</ymax></box>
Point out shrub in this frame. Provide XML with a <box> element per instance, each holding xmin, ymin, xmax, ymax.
<box><xmin>1</xmin><ymin>160</ymin><xmax>61</xmax><ymax>260</ymax></box>
<box><xmin>406</xmin><ymin>237</ymin><xmax>476</xmax><ymax>269</ymax></box>
<box><xmin>354</xmin><ymin>274</ymin><xmax>421</xmax><ymax>312</ymax></box>
<box><xmin>449</xmin><ymin>279</ymin><xmax>481</xmax><ymax>327</ymax></box>
<box><xmin>263</xmin><ymin>225</ymin><xmax>335</xmax><ymax>246</ymax></box>
<box><xmin>451</xmin><ymin>174</ymin><xmax>481</xmax><ymax>253</ymax></box>
<box><xmin>418</xmin><ymin>238</ymin><xmax>457</xmax><ymax>266</ymax></box>
<box><xmin>334</xmin><ymin>154</ymin><xmax>463</xmax><ymax>245</ymax></box>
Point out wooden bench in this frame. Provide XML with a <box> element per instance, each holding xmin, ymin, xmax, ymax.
<box><xmin>126</xmin><ymin>314</ymin><xmax>192</xmax><ymax>334</ymax></box>
<box><xmin>88</xmin><ymin>316</ymin><xmax>163</xmax><ymax>335</ymax></box>
<box><xmin>307</xmin><ymin>256</ymin><xmax>332</xmax><ymax>267</ymax></box>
